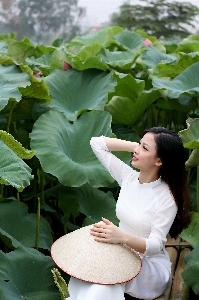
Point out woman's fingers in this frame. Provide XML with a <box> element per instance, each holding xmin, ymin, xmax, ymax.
<box><xmin>90</xmin><ymin>218</ymin><xmax>120</xmax><ymax>243</ymax></box>
<box><xmin>90</xmin><ymin>225</ymin><xmax>107</xmax><ymax>235</ymax></box>
<box><xmin>101</xmin><ymin>217</ymin><xmax>112</xmax><ymax>225</ymax></box>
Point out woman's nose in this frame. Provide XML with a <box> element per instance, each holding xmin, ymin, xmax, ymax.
<box><xmin>134</xmin><ymin>145</ymin><xmax>139</xmax><ymax>154</ymax></box>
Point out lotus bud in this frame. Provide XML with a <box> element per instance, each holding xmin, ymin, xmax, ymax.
<box><xmin>63</xmin><ymin>62</ymin><xmax>71</xmax><ymax>71</ymax></box>
<box><xmin>34</xmin><ymin>71</ymin><xmax>42</xmax><ymax>78</ymax></box>
<box><xmin>144</xmin><ymin>38</ymin><xmax>153</xmax><ymax>47</ymax></box>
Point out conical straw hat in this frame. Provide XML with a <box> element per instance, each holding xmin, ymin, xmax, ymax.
<box><xmin>51</xmin><ymin>225</ymin><xmax>142</xmax><ymax>285</ymax></box>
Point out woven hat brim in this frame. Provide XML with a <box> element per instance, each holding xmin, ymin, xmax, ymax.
<box><xmin>51</xmin><ymin>225</ymin><xmax>142</xmax><ymax>285</ymax></box>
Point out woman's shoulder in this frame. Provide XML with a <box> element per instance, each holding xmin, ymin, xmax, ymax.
<box><xmin>156</xmin><ymin>180</ymin><xmax>177</xmax><ymax>207</ymax></box>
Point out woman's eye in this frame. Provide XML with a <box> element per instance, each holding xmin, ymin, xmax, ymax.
<box><xmin>143</xmin><ymin>146</ymin><xmax>148</xmax><ymax>151</ymax></box>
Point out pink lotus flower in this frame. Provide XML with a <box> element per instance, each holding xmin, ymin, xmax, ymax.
<box><xmin>144</xmin><ymin>38</ymin><xmax>153</xmax><ymax>47</ymax></box>
<box><xmin>34</xmin><ymin>71</ymin><xmax>42</xmax><ymax>78</ymax></box>
<box><xmin>63</xmin><ymin>62</ymin><xmax>71</xmax><ymax>71</ymax></box>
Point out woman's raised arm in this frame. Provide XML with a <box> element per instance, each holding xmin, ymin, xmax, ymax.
<box><xmin>103</xmin><ymin>137</ymin><xmax>139</xmax><ymax>153</ymax></box>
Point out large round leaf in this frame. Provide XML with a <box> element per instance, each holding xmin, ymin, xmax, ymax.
<box><xmin>180</xmin><ymin>212</ymin><xmax>199</xmax><ymax>248</ymax></box>
<box><xmin>178</xmin><ymin>118</ymin><xmax>199</xmax><ymax>149</ymax></box>
<box><xmin>25</xmin><ymin>53</ymin><xmax>52</xmax><ymax>76</ymax></box>
<box><xmin>0</xmin><ymin>140</ymin><xmax>33</xmax><ymax>191</ymax></box>
<box><xmin>30</xmin><ymin>110</ymin><xmax>114</xmax><ymax>187</ymax></box>
<box><xmin>105</xmin><ymin>72</ymin><xmax>160</xmax><ymax>125</ymax></box>
<box><xmin>0</xmin><ymin>64</ymin><xmax>30</xmax><ymax>111</ymax></box>
<box><xmin>182</xmin><ymin>242</ymin><xmax>199</xmax><ymax>296</ymax></box>
<box><xmin>106</xmin><ymin>89</ymin><xmax>160</xmax><ymax>125</ymax></box>
<box><xmin>70</xmin><ymin>26</ymin><xmax>122</xmax><ymax>47</ymax></box>
<box><xmin>0</xmin><ymin>200</ymin><xmax>53</xmax><ymax>250</ymax></box>
<box><xmin>0</xmin><ymin>41</ymin><xmax>8</xmax><ymax>55</ymax></box>
<box><xmin>114</xmin><ymin>29</ymin><xmax>145</xmax><ymax>51</ymax></box>
<box><xmin>142</xmin><ymin>46</ymin><xmax>177</xmax><ymax>69</ymax></box>
<box><xmin>152</xmin><ymin>61</ymin><xmax>199</xmax><ymax>98</ymax></box>
<box><xmin>7</xmin><ymin>37</ymin><xmax>35</xmax><ymax>63</ymax></box>
<box><xmin>0</xmin><ymin>130</ymin><xmax>34</xmax><ymax>159</ymax></box>
<box><xmin>58</xmin><ymin>184</ymin><xmax>119</xmax><ymax>226</ymax></box>
<box><xmin>44</xmin><ymin>68</ymin><xmax>116</xmax><ymax>121</ymax></box>
<box><xmin>0</xmin><ymin>246</ymin><xmax>60</xmax><ymax>300</ymax></box>
<box><xmin>65</xmin><ymin>44</ymin><xmax>109</xmax><ymax>71</ymax></box>
<box><xmin>98</xmin><ymin>48</ymin><xmax>139</xmax><ymax>71</ymax></box>
<box><xmin>151</xmin><ymin>52</ymin><xmax>199</xmax><ymax>78</ymax></box>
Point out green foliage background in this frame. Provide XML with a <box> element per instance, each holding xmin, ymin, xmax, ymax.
<box><xmin>0</xmin><ymin>27</ymin><xmax>199</xmax><ymax>297</ymax></box>
<box><xmin>111</xmin><ymin>0</ymin><xmax>199</xmax><ymax>39</ymax></box>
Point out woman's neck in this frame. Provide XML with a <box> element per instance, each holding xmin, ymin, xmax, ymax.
<box><xmin>138</xmin><ymin>171</ymin><xmax>160</xmax><ymax>184</ymax></box>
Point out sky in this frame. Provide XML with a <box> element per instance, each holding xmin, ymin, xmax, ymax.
<box><xmin>78</xmin><ymin>0</ymin><xmax>199</xmax><ymax>28</ymax></box>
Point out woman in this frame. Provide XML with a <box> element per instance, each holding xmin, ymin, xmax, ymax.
<box><xmin>68</xmin><ymin>127</ymin><xmax>191</xmax><ymax>300</ymax></box>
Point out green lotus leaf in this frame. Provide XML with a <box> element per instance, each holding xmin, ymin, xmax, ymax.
<box><xmin>0</xmin><ymin>246</ymin><xmax>60</xmax><ymax>300</ymax></box>
<box><xmin>108</xmin><ymin>72</ymin><xmax>145</xmax><ymax>100</ymax></box>
<box><xmin>16</xmin><ymin>64</ymin><xmax>51</xmax><ymax>104</ymax></box>
<box><xmin>98</xmin><ymin>48</ymin><xmax>139</xmax><ymax>70</ymax></box>
<box><xmin>58</xmin><ymin>184</ymin><xmax>119</xmax><ymax>226</ymax></box>
<box><xmin>142</xmin><ymin>46</ymin><xmax>177</xmax><ymax>69</ymax></box>
<box><xmin>11</xmin><ymin>99</ymin><xmax>37</xmax><ymax>122</ymax></box>
<box><xmin>177</xmin><ymin>39</ymin><xmax>199</xmax><ymax>54</ymax></box>
<box><xmin>114</xmin><ymin>29</ymin><xmax>145</xmax><ymax>51</ymax></box>
<box><xmin>25</xmin><ymin>53</ymin><xmax>52</xmax><ymax>76</ymax></box>
<box><xmin>20</xmin><ymin>79</ymin><xmax>51</xmax><ymax>104</ymax></box>
<box><xmin>0</xmin><ymin>200</ymin><xmax>52</xmax><ymax>250</ymax></box>
<box><xmin>78</xmin><ymin>184</ymin><xmax>119</xmax><ymax>226</ymax></box>
<box><xmin>30</xmin><ymin>110</ymin><xmax>115</xmax><ymax>187</ymax></box>
<box><xmin>35</xmin><ymin>44</ymin><xmax>55</xmax><ymax>57</ymax></box>
<box><xmin>162</xmin><ymin>40</ymin><xmax>178</xmax><ymax>54</ymax></box>
<box><xmin>182</xmin><ymin>242</ymin><xmax>199</xmax><ymax>295</ymax></box>
<box><xmin>151</xmin><ymin>52</ymin><xmax>199</xmax><ymax>78</ymax></box>
<box><xmin>12</xmin><ymin>129</ymin><xmax>30</xmax><ymax>149</ymax></box>
<box><xmin>70</xmin><ymin>43</ymin><xmax>103</xmax><ymax>60</ymax></box>
<box><xmin>0</xmin><ymin>55</ymin><xmax>14</xmax><ymax>65</ymax></box>
<box><xmin>186</xmin><ymin>34</ymin><xmax>199</xmax><ymax>41</ymax></box>
<box><xmin>105</xmin><ymin>72</ymin><xmax>160</xmax><ymax>125</ymax></box>
<box><xmin>58</xmin><ymin>186</ymin><xmax>80</xmax><ymax>223</ymax></box>
<box><xmin>0</xmin><ymin>130</ymin><xmax>34</xmax><ymax>159</ymax></box>
<box><xmin>44</xmin><ymin>68</ymin><xmax>116</xmax><ymax>121</ymax></box>
<box><xmin>180</xmin><ymin>212</ymin><xmax>199</xmax><ymax>247</ymax></box>
<box><xmin>0</xmin><ymin>64</ymin><xmax>31</xmax><ymax>111</ymax></box>
<box><xmin>70</xmin><ymin>26</ymin><xmax>122</xmax><ymax>48</ymax></box>
<box><xmin>71</xmin><ymin>56</ymin><xmax>109</xmax><ymax>71</ymax></box>
<box><xmin>0</xmin><ymin>139</ymin><xmax>33</xmax><ymax>191</ymax></box>
<box><xmin>178</xmin><ymin>118</ymin><xmax>199</xmax><ymax>149</ymax></box>
<box><xmin>6</xmin><ymin>37</ymin><xmax>35</xmax><ymax>63</ymax></box>
<box><xmin>112</xmin><ymin>124</ymin><xmax>140</xmax><ymax>143</ymax></box>
<box><xmin>50</xmin><ymin>48</ymin><xmax>68</xmax><ymax>71</ymax></box>
<box><xmin>65</xmin><ymin>44</ymin><xmax>109</xmax><ymax>71</ymax></box>
<box><xmin>161</xmin><ymin>95</ymin><xmax>197</xmax><ymax>113</ymax></box>
<box><xmin>151</xmin><ymin>61</ymin><xmax>199</xmax><ymax>99</ymax></box>
<box><xmin>0</xmin><ymin>41</ymin><xmax>8</xmax><ymax>54</ymax></box>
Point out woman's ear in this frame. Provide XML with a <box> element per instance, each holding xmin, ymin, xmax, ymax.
<box><xmin>155</xmin><ymin>158</ymin><xmax>162</xmax><ymax>167</ymax></box>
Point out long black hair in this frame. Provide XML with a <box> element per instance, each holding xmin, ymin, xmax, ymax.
<box><xmin>143</xmin><ymin>127</ymin><xmax>191</xmax><ymax>238</ymax></box>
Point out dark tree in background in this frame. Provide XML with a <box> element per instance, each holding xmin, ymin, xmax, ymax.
<box><xmin>111</xmin><ymin>0</ymin><xmax>199</xmax><ymax>39</ymax></box>
<box><xmin>0</xmin><ymin>0</ymin><xmax>86</xmax><ymax>44</ymax></box>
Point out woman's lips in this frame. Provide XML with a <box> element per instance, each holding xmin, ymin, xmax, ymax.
<box><xmin>132</xmin><ymin>156</ymin><xmax>138</xmax><ymax>161</ymax></box>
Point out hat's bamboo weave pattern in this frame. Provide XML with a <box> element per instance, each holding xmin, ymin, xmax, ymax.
<box><xmin>51</xmin><ymin>225</ymin><xmax>142</xmax><ymax>285</ymax></box>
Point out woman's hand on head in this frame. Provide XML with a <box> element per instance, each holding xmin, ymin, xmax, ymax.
<box><xmin>90</xmin><ymin>217</ymin><xmax>125</xmax><ymax>244</ymax></box>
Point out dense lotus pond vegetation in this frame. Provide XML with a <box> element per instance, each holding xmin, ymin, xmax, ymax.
<box><xmin>0</xmin><ymin>26</ymin><xmax>199</xmax><ymax>298</ymax></box>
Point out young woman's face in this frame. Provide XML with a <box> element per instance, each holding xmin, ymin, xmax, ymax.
<box><xmin>131</xmin><ymin>132</ymin><xmax>162</xmax><ymax>171</ymax></box>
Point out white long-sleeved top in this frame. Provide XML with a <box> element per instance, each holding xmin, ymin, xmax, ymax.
<box><xmin>90</xmin><ymin>136</ymin><xmax>177</xmax><ymax>257</ymax></box>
